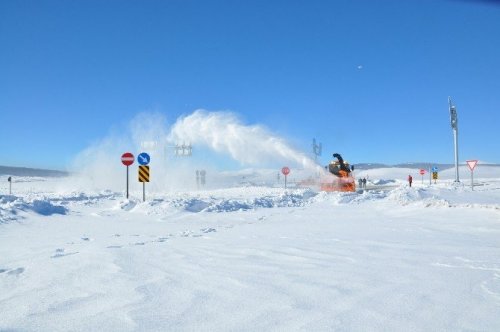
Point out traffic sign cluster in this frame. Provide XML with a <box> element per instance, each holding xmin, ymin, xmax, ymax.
<box><xmin>121</xmin><ymin>152</ymin><xmax>151</xmax><ymax>201</ymax></box>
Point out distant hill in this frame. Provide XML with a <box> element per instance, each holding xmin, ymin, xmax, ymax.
<box><xmin>1</xmin><ymin>163</ymin><xmax>498</xmax><ymax>179</ymax></box>
<box><xmin>354</xmin><ymin>162</ymin><xmax>500</xmax><ymax>170</ymax></box>
<box><xmin>393</xmin><ymin>163</ymin><xmax>455</xmax><ymax>170</ymax></box>
<box><xmin>0</xmin><ymin>166</ymin><xmax>69</xmax><ymax>177</ymax></box>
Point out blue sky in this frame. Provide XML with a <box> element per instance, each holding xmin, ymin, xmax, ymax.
<box><xmin>1</xmin><ymin>0</ymin><xmax>499</xmax><ymax>170</ymax></box>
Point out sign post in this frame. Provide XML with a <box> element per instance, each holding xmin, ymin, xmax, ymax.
<box><xmin>466</xmin><ymin>160</ymin><xmax>478</xmax><ymax>190</ymax></box>
<box><xmin>432</xmin><ymin>172</ymin><xmax>438</xmax><ymax>184</ymax></box>
<box><xmin>281</xmin><ymin>166</ymin><xmax>290</xmax><ymax>189</ymax></box>
<box><xmin>432</xmin><ymin>166</ymin><xmax>438</xmax><ymax>184</ymax></box>
<box><xmin>138</xmin><ymin>166</ymin><xmax>150</xmax><ymax>201</ymax></box>
<box><xmin>419</xmin><ymin>169</ymin><xmax>425</xmax><ymax>184</ymax></box>
<box><xmin>121</xmin><ymin>152</ymin><xmax>134</xmax><ymax>199</ymax></box>
<box><xmin>138</xmin><ymin>152</ymin><xmax>151</xmax><ymax>202</ymax></box>
<box><xmin>8</xmin><ymin>176</ymin><xmax>12</xmax><ymax>195</ymax></box>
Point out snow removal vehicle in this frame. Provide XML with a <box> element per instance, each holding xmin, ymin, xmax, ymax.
<box><xmin>320</xmin><ymin>153</ymin><xmax>356</xmax><ymax>192</ymax></box>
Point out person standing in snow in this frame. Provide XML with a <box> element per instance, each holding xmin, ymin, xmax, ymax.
<box><xmin>408</xmin><ymin>175</ymin><xmax>413</xmax><ymax>187</ymax></box>
<box><xmin>362</xmin><ymin>178</ymin><xmax>367</xmax><ymax>189</ymax></box>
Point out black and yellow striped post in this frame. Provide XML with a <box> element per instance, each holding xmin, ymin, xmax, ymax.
<box><xmin>138</xmin><ymin>165</ymin><xmax>150</xmax><ymax>201</ymax></box>
<box><xmin>432</xmin><ymin>171</ymin><xmax>438</xmax><ymax>184</ymax></box>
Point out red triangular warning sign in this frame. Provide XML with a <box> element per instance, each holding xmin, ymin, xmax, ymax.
<box><xmin>466</xmin><ymin>160</ymin><xmax>478</xmax><ymax>171</ymax></box>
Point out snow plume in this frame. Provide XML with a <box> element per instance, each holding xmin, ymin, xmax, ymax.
<box><xmin>67</xmin><ymin>110</ymin><xmax>320</xmax><ymax>192</ymax></box>
<box><xmin>68</xmin><ymin>112</ymin><xmax>171</xmax><ymax>192</ymax></box>
<box><xmin>169</xmin><ymin>110</ymin><xmax>320</xmax><ymax>171</ymax></box>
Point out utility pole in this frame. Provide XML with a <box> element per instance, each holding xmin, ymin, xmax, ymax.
<box><xmin>171</xmin><ymin>142</ymin><xmax>193</xmax><ymax>157</ymax></box>
<box><xmin>449</xmin><ymin>97</ymin><xmax>459</xmax><ymax>182</ymax></box>
<box><xmin>312</xmin><ymin>138</ymin><xmax>322</xmax><ymax>163</ymax></box>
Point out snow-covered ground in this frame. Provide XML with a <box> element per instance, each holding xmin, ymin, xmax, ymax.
<box><xmin>1</xmin><ymin>168</ymin><xmax>500</xmax><ymax>331</ymax></box>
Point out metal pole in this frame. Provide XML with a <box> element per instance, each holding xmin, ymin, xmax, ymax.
<box><xmin>285</xmin><ymin>175</ymin><xmax>287</xmax><ymax>189</ymax></box>
<box><xmin>471</xmin><ymin>170</ymin><xmax>474</xmax><ymax>191</ymax></box>
<box><xmin>143</xmin><ymin>182</ymin><xmax>145</xmax><ymax>201</ymax></box>
<box><xmin>449</xmin><ymin>97</ymin><xmax>460</xmax><ymax>182</ymax></box>
<box><xmin>126</xmin><ymin>166</ymin><xmax>129</xmax><ymax>199</ymax></box>
<box><xmin>429</xmin><ymin>166</ymin><xmax>431</xmax><ymax>185</ymax></box>
<box><xmin>453</xmin><ymin>128</ymin><xmax>459</xmax><ymax>182</ymax></box>
<box><xmin>9</xmin><ymin>181</ymin><xmax>12</xmax><ymax>195</ymax></box>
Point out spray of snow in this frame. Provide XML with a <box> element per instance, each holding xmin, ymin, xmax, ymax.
<box><xmin>169</xmin><ymin>110</ymin><xmax>320</xmax><ymax>171</ymax></box>
<box><xmin>66</xmin><ymin>110</ymin><xmax>322</xmax><ymax>192</ymax></box>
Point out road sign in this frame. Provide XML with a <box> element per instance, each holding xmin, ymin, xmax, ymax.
<box><xmin>281</xmin><ymin>167</ymin><xmax>290</xmax><ymax>189</ymax></box>
<box><xmin>432</xmin><ymin>166</ymin><xmax>438</xmax><ymax>172</ymax></box>
<box><xmin>139</xmin><ymin>165</ymin><xmax>150</xmax><ymax>182</ymax></box>
<box><xmin>419</xmin><ymin>169</ymin><xmax>425</xmax><ymax>184</ymax></box>
<box><xmin>466</xmin><ymin>160</ymin><xmax>478</xmax><ymax>171</ymax></box>
<box><xmin>432</xmin><ymin>172</ymin><xmax>438</xmax><ymax>180</ymax></box>
<box><xmin>138</xmin><ymin>152</ymin><xmax>151</xmax><ymax>166</ymax></box>
<box><xmin>138</xmin><ymin>165</ymin><xmax>150</xmax><ymax>202</ymax></box>
<box><xmin>466</xmin><ymin>160</ymin><xmax>478</xmax><ymax>190</ymax></box>
<box><xmin>121</xmin><ymin>152</ymin><xmax>134</xmax><ymax>166</ymax></box>
<box><xmin>121</xmin><ymin>152</ymin><xmax>134</xmax><ymax>199</ymax></box>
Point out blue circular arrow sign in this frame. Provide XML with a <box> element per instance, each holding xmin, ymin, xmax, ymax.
<box><xmin>138</xmin><ymin>152</ymin><xmax>151</xmax><ymax>165</ymax></box>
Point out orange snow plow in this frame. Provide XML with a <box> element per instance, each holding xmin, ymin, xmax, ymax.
<box><xmin>320</xmin><ymin>153</ymin><xmax>356</xmax><ymax>192</ymax></box>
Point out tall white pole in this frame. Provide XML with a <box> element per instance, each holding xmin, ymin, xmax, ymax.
<box><xmin>449</xmin><ymin>97</ymin><xmax>460</xmax><ymax>182</ymax></box>
<box><xmin>453</xmin><ymin>128</ymin><xmax>459</xmax><ymax>182</ymax></box>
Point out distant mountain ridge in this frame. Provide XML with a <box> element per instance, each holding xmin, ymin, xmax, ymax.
<box><xmin>354</xmin><ymin>162</ymin><xmax>500</xmax><ymax>170</ymax></box>
<box><xmin>0</xmin><ymin>166</ymin><xmax>69</xmax><ymax>177</ymax></box>
<box><xmin>1</xmin><ymin>163</ymin><xmax>498</xmax><ymax>178</ymax></box>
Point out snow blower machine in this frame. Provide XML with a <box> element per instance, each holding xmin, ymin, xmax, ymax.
<box><xmin>320</xmin><ymin>153</ymin><xmax>356</xmax><ymax>192</ymax></box>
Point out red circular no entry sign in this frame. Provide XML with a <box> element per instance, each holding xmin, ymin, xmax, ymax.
<box><xmin>419</xmin><ymin>169</ymin><xmax>425</xmax><ymax>175</ymax></box>
<box><xmin>121</xmin><ymin>152</ymin><xmax>135</xmax><ymax>166</ymax></box>
<box><xmin>281</xmin><ymin>166</ymin><xmax>290</xmax><ymax>176</ymax></box>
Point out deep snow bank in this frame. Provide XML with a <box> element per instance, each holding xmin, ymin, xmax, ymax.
<box><xmin>117</xmin><ymin>188</ymin><xmax>319</xmax><ymax>214</ymax></box>
<box><xmin>0</xmin><ymin>191</ymin><xmax>117</xmax><ymax>224</ymax></box>
<box><xmin>2</xmin><ymin>181</ymin><xmax>500</xmax><ymax>224</ymax></box>
<box><xmin>0</xmin><ymin>195</ymin><xmax>68</xmax><ymax>223</ymax></box>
